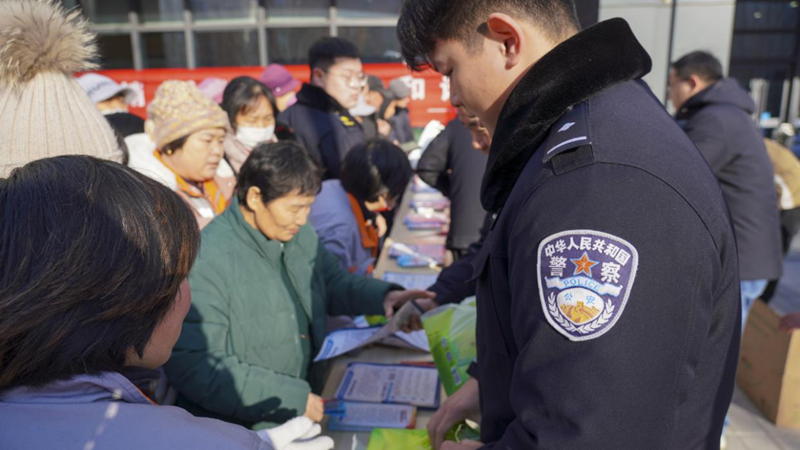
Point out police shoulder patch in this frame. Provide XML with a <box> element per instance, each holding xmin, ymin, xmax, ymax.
<box><xmin>537</xmin><ymin>229</ymin><xmax>639</xmax><ymax>342</ymax></box>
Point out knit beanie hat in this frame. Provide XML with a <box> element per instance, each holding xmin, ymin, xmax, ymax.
<box><xmin>147</xmin><ymin>80</ymin><xmax>231</xmax><ymax>151</ymax></box>
<box><xmin>0</xmin><ymin>0</ymin><xmax>124</xmax><ymax>178</ymax></box>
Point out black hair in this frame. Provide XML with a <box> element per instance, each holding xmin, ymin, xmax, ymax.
<box><xmin>341</xmin><ymin>139</ymin><xmax>413</xmax><ymax>203</ymax></box>
<box><xmin>397</xmin><ymin>0</ymin><xmax>580</xmax><ymax>71</ymax></box>
<box><xmin>221</xmin><ymin>76</ymin><xmax>279</xmax><ymax>132</ymax></box>
<box><xmin>0</xmin><ymin>156</ymin><xmax>200</xmax><ymax>392</ymax></box>
<box><xmin>162</xmin><ymin>135</ymin><xmax>188</xmax><ymax>155</ymax></box>
<box><xmin>237</xmin><ymin>141</ymin><xmax>323</xmax><ymax>206</ymax></box>
<box><xmin>308</xmin><ymin>37</ymin><xmax>361</xmax><ymax>72</ymax></box>
<box><xmin>672</xmin><ymin>51</ymin><xmax>724</xmax><ymax>84</ymax></box>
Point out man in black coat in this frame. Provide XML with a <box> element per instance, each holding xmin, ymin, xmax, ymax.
<box><xmin>669</xmin><ymin>51</ymin><xmax>782</xmax><ymax>328</ymax></box>
<box><xmin>417</xmin><ymin>108</ymin><xmax>489</xmax><ymax>259</ymax></box>
<box><xmin>398</xmin><ymin>2</ymin><xmax>740</xmax><ymax>449</ymax></box>
<box><xmin>279</xmin><ymin>37</ymin><xmax>366</xmax><ymax>179</ymax></box>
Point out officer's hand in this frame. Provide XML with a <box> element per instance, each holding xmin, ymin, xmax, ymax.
<box><xmin>383</xmin><ymin>289</ymin><xmax>436</xmax><ymax>318</ymax></box>
<box><xmin>779</xmin><ymin>312</ymin><xmax>800</xmax><ymax>332</ymax></box>
<box><xmin>440</xmin><ymin>440</ymin><xmax>483</xmax><ymax>450</ymax></box>
<box><xmin>428</xmin><ymin>378</ymin><xmax>480</xmax><ymax>450</ymax></box>
<box><xmin>383</xmin><ymin>290</ymin><xmax>437</xmax><ymax>332</ymax></box>
<box><xmin>303</xmin><ymin>393</ymin><xmax>324</xmax><ymax>423</ymax></box>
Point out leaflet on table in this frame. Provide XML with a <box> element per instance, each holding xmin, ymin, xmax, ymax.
<box><xmin>412</xmin><ymin>178</ymin><xmax>439</xmax><ymax>194</ymax></box>
<box><xmin>335</xmin><ymin>362</ymin><xmax>440</xmax><ymax>408</ymax></box>
<box><xmin>314</xmin><ymin>303</ymin><xmax>430</xmax><ymax>362</ymax></box>
<box><xmin>389</xmin><ymin>243</ymin><xmax>446</xmax><ymax>261</ymax></box>
<box><xmin>382</xmin><ymin>271</ymin><xmax>440</xmax><ymax>291</ymax></box>
<box><xmin>314</xmin><ymin>327</ymin><xmax>379</xmax><ymax>362</ymax></box>
<box><xmin>363</xmin><ymin>301</ymin><xmax>422</xmax><ymax>346</ymax></box>
<box><xmin>326</xmin><ymin>402</ymin><xmax>417</xmax><ymax>431</ymax></box>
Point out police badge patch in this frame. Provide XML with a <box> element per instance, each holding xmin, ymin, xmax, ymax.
<box><xmin>537</xmin><ymin>230</ymin><xmax>639</xmax><ymax>342</ymax></box>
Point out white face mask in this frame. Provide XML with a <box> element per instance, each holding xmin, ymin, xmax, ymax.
<box><xmin>236</xmin><ymin>126</ymin><xmax>275</xmax><ymax>148</ymax></box>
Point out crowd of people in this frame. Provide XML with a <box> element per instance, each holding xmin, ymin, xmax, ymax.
<box><xmin>1</xmin><ymin>0</ymin><xmax>800</xmax><ymax>449</ymax></box>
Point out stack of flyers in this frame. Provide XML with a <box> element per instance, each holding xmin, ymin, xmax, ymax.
<box><xmin>389</xmin><ymin>243</ymin><xmax>446</xmax><ymax>265</ymax></box>
<box><xmin>404</xmin><ymin>213</ymin><xmax>447</xmax><ymax>230</ymax></box>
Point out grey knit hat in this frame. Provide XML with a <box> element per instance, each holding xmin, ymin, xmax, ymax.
<box><xmin>0</xmin><ymin>0</ymin><xmax>123</xmax><ymax>178</ymax></box>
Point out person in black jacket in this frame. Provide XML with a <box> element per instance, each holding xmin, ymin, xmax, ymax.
<box><xmin>388</xmin><ymin>78</ymin><xmax>416</xmax><ymax>144</ymax></box>
<box><xmin>417</xmin><ymin>107</ymin><xmax>489</xmax><ymax>259</ymax></box>
<box><xmin>398</xmin><ymin>2</ymin><xmax>740</xmax><ymax>449</ymax></box>
<box><xmin>669</xmin><ymin>51</ymin><xmax>782</xmax><ymax>328</ymax></box>
<box><xmin>279</xmin><ymin>37</ymin><xmax>367</xmax><ymax>179</ymax></box>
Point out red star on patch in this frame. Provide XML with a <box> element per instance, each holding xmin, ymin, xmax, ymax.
<box><xmin>571</xmin><ymin>252</ymin><xmax>599</xmax><ymax>277</ymax></box>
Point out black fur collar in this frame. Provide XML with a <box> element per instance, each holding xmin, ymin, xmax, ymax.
<box><xmin>481</xmin><ymin>18</ymin><xmax>652</xmax><ymax>212</ymax></box>
<box><xmin>296</xmin><ymin>83</ymin><xmax>351</xmax><ymax>116</ymax></box>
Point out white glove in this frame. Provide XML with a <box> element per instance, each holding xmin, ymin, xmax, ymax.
<box><xmin>256</xmin><ymin>417</ymin><xmax>334</xmax><ymax>450</ymax></box>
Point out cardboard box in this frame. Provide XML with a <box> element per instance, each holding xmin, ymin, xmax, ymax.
<box><xmin>737</xmin><ymin>300</ymin><xmax>800</xmax><ymax>429</ymax></box>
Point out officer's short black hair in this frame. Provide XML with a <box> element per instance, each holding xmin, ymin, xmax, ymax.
<box><xmin>237</xmin><ymin>141</ymin><xmax>323</xmax><ymax>206</ymax></box>
<box><xmin>221</xmin><ymin>76</ymin><xmax>278</xmax><ymax>133</ymax></box>
<box><xmin>672</xmin><ymin>51</ymin><xmax>724</xmax><ymax>84</ymax></box>
<box><xmin>308</xmin><ymin>37</ymin><xmax>361</xmax><ymax>73</ymax></box>
<box><xmin>341</xmin><ymin>139</ymin><xmax>413</xmax><ymax>203</ymax></box>
<box><xmin>397</xmin><ymin>0</ymin><xmax>581</xmax><ymax>71</ymax></box>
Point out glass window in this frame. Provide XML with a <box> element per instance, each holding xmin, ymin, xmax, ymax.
<box><xmin>731</xmin><ymin>33</ymin><xmax>796</xmax><ymax>60</ymax></box>
<box><xmin>265</xmin><ymin>0</ymin><xmax>329</xmax><ymax>21</ymax></box>
<box><xmin>195</xmin><ymin>31</ymin><xmax>259</xmax><ymax>67</ymax></box>
<box><xmin>338</xmin><ymin>27</ymin><xmax>402</xmax><ymax>63</ymax></box>
<box><xmin>267</xmin><ymin>27</ymin><xmax>329</xmax><ymax>64</ymax></box>
<box><xmin>139</xmin><ymin>0</ymin><xmax>184</xmax><ymax>24</ymax></box>
<box><xmin>77</xmin><ymin>0</ymin><xmax>129</xmax><ymax>24</ymax></box>
<box><xmin>337</xmin><ymin>0</ymin><xmax>401</xmax><ymax>18</ymax></box>
<box><xmin>731</xmin><ymin>63</ymin><xmax>791</xmax><ymax>119</ymax></box>
<box><xmin>734</xmin><ymin>1</ymin><xmax>800</xmax><ymax>30</ymax></box>
<box><xmin>94</xmin><ymin>34</ymin><xmax>134</xmax><ymax>69</ymax></box>
<box><xmin>190</xmin><ymin>0</ymin><xmax>256</xmax><ymax>22</ymax></box>
<box><xmin>141</xmin><ymin>32</ymin><xmax>187</xmax><ymax>68</ymax></box>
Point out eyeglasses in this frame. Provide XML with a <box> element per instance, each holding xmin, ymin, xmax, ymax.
<box><xmin>326</xmin><ymin>70</ymin><xmax>367</xmax><ymax>89</ymax></box>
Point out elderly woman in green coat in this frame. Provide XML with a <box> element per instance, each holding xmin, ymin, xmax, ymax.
<box><xmin>165</xmin><ymin>141</ymin><xmax>435</xmax><ymax>430</ymax></box>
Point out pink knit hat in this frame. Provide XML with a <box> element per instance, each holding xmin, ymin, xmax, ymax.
<box><xmin>147</xmin><ymin>80</ymin><xmax>231</xmax><ymax>150</ymax></box>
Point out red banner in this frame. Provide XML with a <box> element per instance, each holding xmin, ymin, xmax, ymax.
<box><xmin>92</xmin><ymin>63</ymin><xmax>455</xmax><ymax>129</ymax></box>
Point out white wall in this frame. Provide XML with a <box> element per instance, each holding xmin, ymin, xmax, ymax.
<box><xmin>599</xmin><ymin>0</ymin><xmax>736</xmax><ymax>104</ymax></box>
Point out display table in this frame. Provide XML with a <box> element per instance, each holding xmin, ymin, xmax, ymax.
<box><xmin>320</xmin><ymin>180</ymin><xmax>447</xmax><ymax>449</ymax></box>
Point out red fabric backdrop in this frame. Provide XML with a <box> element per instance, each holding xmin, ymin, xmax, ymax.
<box><xmin>91</xmin><ymin>63</ymin><xmax>455</xmax><ymax>128</ymax></box>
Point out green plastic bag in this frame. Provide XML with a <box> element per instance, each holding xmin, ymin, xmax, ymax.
<box><xmin>366</xmin><ymin>425</ymin><xmax>480</xmax><ymax>450</ymax></box>
<box><xmin>367</xmin><ymin>429</ymin><xmax>431</xmax><ymax>450</ymax></box>
<box><xmin>421</xmin><ymin>296</ymin><xmax>477</xmax><ymax>396</ymax></box>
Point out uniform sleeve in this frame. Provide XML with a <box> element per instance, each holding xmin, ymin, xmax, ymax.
<box><xmin>316</xmin><ymin>243</ymin><xmax>393</xmax><ymax>316</ymax></box>
<box><xmin>165</xmin><ymin>256</ymin><xmax>311</xmax><ymax>425</ymax></box>
<box><xmin>416</xmin><ymin>129</ymin><xmax>451</xmax><ymax>196</ymax></box>
<box><xmin>427</xmin><ymin>213</ymin><xmax>490</xmax><ymax>305</ymax></box>
<box><xmin>682</xmin><ymin>110</ymin><xmax>735</xmax><ymax>173</ymax></box>
<box><xmin>482</xmin><ymin>164</ymin><xmax>725</xmax><ymax>449</ymax></box>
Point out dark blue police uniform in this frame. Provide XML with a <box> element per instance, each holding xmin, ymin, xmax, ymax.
<box><xmin>279</xmin><ymin>83</ymin><xmax>365</xmax><ymax>179</ymax></box>
<box><xmin>472</xmin><ymin>19</ymin><xmax>740</xmax><ymax>449</ymax></box>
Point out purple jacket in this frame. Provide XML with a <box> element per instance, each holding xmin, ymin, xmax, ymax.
<box><xmin>0</xmin><ymin>372</ymin><xmax>271</xmax><ymax>450</ymax></box>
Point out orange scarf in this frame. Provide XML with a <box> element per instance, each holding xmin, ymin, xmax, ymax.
<box><xmin>154</xmin><ymin>150</ymin><xmax>228</xmax><ymax>215</ymax></box>
<box><xmin>347</xmin><ymin>193</ymin><xmax>379</xmax><ymax>273</ymax></box>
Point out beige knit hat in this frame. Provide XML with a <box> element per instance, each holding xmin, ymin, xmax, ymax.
<box><xmin>0</xmin><ymin>0</ymin><xmax>124</xmax><ymax>178</ymax></box>
<box><xmin>147</xmin><ymin>80</ymin><xmax>230</xmax><ymax>151</ymax></box>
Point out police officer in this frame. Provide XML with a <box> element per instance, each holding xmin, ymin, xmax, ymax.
<box><xmin>279</xmin><ymin>37</ymin><xmax>366</xmax><ymax>179</ymax></box>
<box><xmin>398</xmin><ymin>2</ymin><xmax>740</xmax><ymax>449</ymax></box>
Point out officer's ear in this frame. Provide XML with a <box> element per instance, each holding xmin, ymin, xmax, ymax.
<box><xmin>311</xmin><ymin>67</ymin><xmax>327</xmax><ymax>88</ymax></box>
<box><xmin>485</xmin><ymin>13</ymin><xmax>525</xmax><ymax>70</ymax></box>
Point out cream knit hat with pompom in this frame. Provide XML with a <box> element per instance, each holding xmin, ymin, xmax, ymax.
<box><xmin>0</xmin><ymin>0</ymin><xmax>123</xmax><ymax>178</ymax></box>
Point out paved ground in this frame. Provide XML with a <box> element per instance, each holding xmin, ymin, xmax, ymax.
<box><xmin>725</xmin><ymin>234</ymin><xmax>800</xmax><ymax>449</ymax></box>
